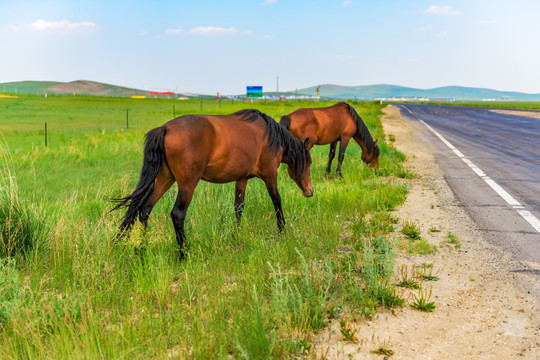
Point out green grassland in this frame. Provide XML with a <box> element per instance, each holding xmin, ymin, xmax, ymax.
<box><xmin>1</xmin><ymin>95</ymin><xmax>411</xmax><ymax>359</ymax></box>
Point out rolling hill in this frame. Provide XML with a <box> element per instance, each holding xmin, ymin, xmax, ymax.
<box><xmin>0</xmin><ymin>80</ymin><xmax>150</xmax><ymax>97</ymax></box>
<box><xmin>298</xmin><ymin>84</ymin><xmax>540</xmax><ymax>101</ymax></box>
<box><xmin>0</xmin><ymin>81</ymin><xmax>63</xmax><ymax>94</ymax></box>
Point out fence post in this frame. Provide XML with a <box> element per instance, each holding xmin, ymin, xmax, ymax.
<box><xmin>45</xmin><ymin>123</ymin><xmax>47</xmax><ymax>147</ymax></box>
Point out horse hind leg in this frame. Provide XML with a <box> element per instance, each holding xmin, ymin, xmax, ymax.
<box><xmin>234</xmin><ymin>179</ymin><xmax>248</xmax><ymax>225</ymax></box>
<box><xmin>336</xmin><ymin>137</ymin><xmax>351</xmax><ymax>178</ymax></box>
<box><xmin>326</xmin><ymin>140</ymin><xmax>338</xmax><ymax>174</ymax></box>
<box><xmin>171</xmin><ymin>183</ymin><xmax>197</xmax><ymax>260</ymax></box>
<box><xmin>139</xmin><ymin>164</ymin><xmax>175</xmax><ymax>227</ymax></box>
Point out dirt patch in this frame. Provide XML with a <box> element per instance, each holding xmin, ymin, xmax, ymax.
<box><xmin>490</xmin><ymin>109</ymin><xmax>540</xmax><ymax>120</ymax></box>
<box><xmin>310</xmin><ymin>105</ymin><xmax>540</xmax><ymax>359</ymax></box>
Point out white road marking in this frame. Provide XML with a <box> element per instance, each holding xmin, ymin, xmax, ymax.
<box><xmin>401</xmin><ymin>106</ymin><xmax>540</xmax><ymax>234</ymax></box>
<box><xmin>481</xmin><ymin>177</ymin><xmax>522</xmax><ymax>207</ymax></box>
<box><xmin>517</xmin><ymin>210</ymin><xmax>540</xmax><ymax>232</ymax></box>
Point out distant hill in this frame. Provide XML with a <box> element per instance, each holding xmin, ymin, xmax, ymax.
<box><xmin>0</xmin><ymin>81</ymin><xmax>63</xmax><ymax>94</ymax></box>
<box><xmin>0</xmin><ymin>80</ymin><xmax>150</xmax><ymax>97</ymax></box>
<box><xmin>298</xmin><ymin>84</ymin><xmax>540</xmax><ymax>101</ymax></box>
<box><xmin>47</xmin><ymin>80</ymin><xmax>149</xmax><ymax>96</ymax></box>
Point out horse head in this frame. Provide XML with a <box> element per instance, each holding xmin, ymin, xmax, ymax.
<box><xmin>286</xmin><ymin>138</ymin><xmax>314</xmax><ymax>197</ymax></box>
<box><xmin>361</xmin><ymin>139</ymin><xmax>380</xmax><ymax>169</ymax></box>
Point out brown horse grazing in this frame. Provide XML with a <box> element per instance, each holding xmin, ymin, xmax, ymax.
<box><xmin>280</xmin><ymin>102</ymin><xmax>379</xmax><ymax>176</ymax></box>
<box><xmin>111</xmin><ymin>109</ymin><xmax>313</xmax><ymax>258</ymax></box>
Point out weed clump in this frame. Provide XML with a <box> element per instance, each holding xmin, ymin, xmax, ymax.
<box><xmin>401</xmin><ymin>220</ymin><xmax>420</xmax><ymax>240</ymax></box>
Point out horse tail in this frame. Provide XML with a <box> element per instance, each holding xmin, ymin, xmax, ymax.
<box><xmin>344</xmin><ymin>102</ymin><xmax>375</xmax><ymax>150</ymax></box>
<box><xmin>279</xmin><ymin>115</ymin><xmax>291</xmax><ymax>130</ymax></box>
<box><xmin>111</xmin><ymin>126</ymin><xmax>168</xmax><ymax>234</ymax></box>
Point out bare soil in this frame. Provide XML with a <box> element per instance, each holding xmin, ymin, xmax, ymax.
<box><xmin>310</xmin><ymin>105</ymin><xmax>540</xmax><ymax>359</ymax></box>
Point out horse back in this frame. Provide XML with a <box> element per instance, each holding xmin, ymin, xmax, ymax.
<box><xmin>288</xmin><ymin>103</ymin><xmax>356</xmax><ymax>145</ymax></box>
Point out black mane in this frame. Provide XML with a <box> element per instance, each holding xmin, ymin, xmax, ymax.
<box><xmin>342</xmin><ymin>102</ymin><xmax>378</xmax><ymax>156</ymax></box>
<box><xmin>233</xmin><ymin>109</ymin><xmax>310</xmax><ymax>173</ymax></box>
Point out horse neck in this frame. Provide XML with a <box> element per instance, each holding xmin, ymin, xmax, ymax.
<box><xmin>353</xmin><ymin>132</ymin><xmax>371</xmax><ymax>154</ymax></box>
<box><xmin>279</xmin><ymin>131</ymin><xmax>302</xmax><ymax>167</ymax></box>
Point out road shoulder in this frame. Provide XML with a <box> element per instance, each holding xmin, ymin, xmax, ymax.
<box><xmin>311</xmin><ymin>104</ymin><xmax>540</xmax><ymax>359</ymax></box>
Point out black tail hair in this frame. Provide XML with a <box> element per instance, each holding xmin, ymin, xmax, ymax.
<box><xmin>343</xmin><ymin>102</ymin><xmax>376</xmax><ymax>152</ymax></box>
<box><xmin>111</xmin><ymin>126</ymin><xmax>168</xmax><ymax>234</ymax></box>
<box><xmin>279</xmin><ymin>115</ymin><xmax>291</xmax><ymax>130</ymax></box>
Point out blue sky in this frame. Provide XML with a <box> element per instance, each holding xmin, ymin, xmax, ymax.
<box><xmin>1</xmin><ymin>0</ymin><xmax>540</xmax><ymax>95</ymax></box>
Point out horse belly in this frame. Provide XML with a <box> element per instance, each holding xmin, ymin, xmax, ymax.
<box><xmin>202</xmin><ymin>148</ymin><xmax>258</xmax><ymax>183</ymax></box>
<box><xmin>201</xmin><ymin>165</ymin><xmax>252</xmax><ymax>183</ymax></box>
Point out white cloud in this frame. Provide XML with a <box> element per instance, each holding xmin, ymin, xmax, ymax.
<box><xmin>262</xmin><ymin>34</ymin><xmax>274</xmax><ymax>39</ymax></box>
<box><xmin>419</xmin><ymin>24</ymin><xmax>433</xmax><ymax>31</ymax></box>
<box><xmin>343</xmin><ymin>1</ymin><xmax>352</xmax><ymax>5</ymax></box>
<box><xmin>189</xmin><ymin>26</ymin><xmax>239</xmax><ymax>35</ymax></box>
<box><xmin>165</xmin><ymin>28</ymin><xmax>183</xmax><ymax>35</ymax></box>
<box><xmin>265</xmin><ymin>0</ymin><xmax>277</xmax><ymax>4</ymax></box>
<box><xmin>475</xmin><ymin>19</ymin><xmax>497</xmax><ymax>25</ymax></box>
<box><xmin>30</xmin><ymin>19</ymin><xmax>98</xmax><ymax>31</ymax></box>
<box><xmin>425</xmin><ymin>5</ymin><xmax>461</xmax><ymax>16</ymax></box>
<box><xmin>439</xmin><ymin>31</ymin><xmax>448</xmax><ymax>36</ymax></box>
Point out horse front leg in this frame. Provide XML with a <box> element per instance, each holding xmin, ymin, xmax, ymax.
<box><xmin>326</xmin><ymin>140</ymin><xmax>338</xmax><ymax>174</ymax></box>
<box><xmin>234</xmin><ymin>178</ymin><xmax>248</xmax><ymax>225</ymax></box>
<box><xmin>264</xmin><ymin>179</ymin><xmax>285</xmax><ymax>231</ymax></box>
<box><xmin>171</xmin><ymin>187</ymin><xmax>194</xmax><ymax>259</ymax></box>
<box><xmin>336</xmin><ymin>137</ymin><xmax>351</xmax><ymax>178</ymax></box>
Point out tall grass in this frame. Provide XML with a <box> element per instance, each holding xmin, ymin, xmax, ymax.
<box><xmin>0</xmin><ymin>142</ymin><xmax>48</xmax><ymax>258</ymax></box>
<box><xmin>0</xmin><ymin>97</ymin><xmax>409</xmax><ymax>359</ymax></box>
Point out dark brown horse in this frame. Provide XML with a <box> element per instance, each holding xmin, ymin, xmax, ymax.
<box><xmin>111</xmin><ymin>109</ymin><xmax>313</xmax><ymax>258</ymax></box>
<box><xmin>280</xmin><ymin>102</ymin><xmax>379</xmax><ymax>176</ymax></box>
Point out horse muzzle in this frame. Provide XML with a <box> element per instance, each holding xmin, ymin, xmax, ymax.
<box><xmin>303</xmin><ymin>187</ymin><xmax>314</xmax><ymax>198</ymax></box>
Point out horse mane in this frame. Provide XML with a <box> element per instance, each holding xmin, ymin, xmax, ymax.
<box><xmin>233</xmin><ymin>109</ymin><xmax>310</xmax><ymax>174</ymax></box>
<box><xmin>279</xmin><ymin>115</ymin><xmax>291</xmax><ymax>130</ymax></box>
<box><xmin>342</xmin><ymin>102</ymin><xmax>379</xmax><ymax>156</ymax></box>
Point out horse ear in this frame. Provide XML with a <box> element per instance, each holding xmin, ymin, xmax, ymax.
<box><xmin>374</xmin><ymin>139</ymin><xmax>378</xmax><ymax>147</ymax></box>
<box><xmin>303</xmin><ymin>138</ymin><xmax>310</xmax><ymax>150</ymax></box>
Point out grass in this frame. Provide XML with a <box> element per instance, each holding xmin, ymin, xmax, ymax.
<box><xmin>445</xmin><ymin>232</ymin><xmax>461</xmax><ymax>249</ymax></box>
<box><xmin>396</xmin><ymin>265</ymin><xmax>420</xmax><ymax>290</ymax></box>
<box><xmin>420</xmin><ymin>264</ymin><xmax>439</xmax><ymax>282</ymax></box>
<box><xmin>411</xmin><ymin>288</ymin><xmax>436</xmax><ymax>312</ymax></box>
<box><xmin>0</xmin><ymin>96</ymin><xmax>410</xmax><ymax>359</ymax></box>
<box><xmin>401</xmin><ymin>220</ymin><xmax>421</xmax><ymax>240</ymax></box>
<box><xmin>371</xmin><ymin>337</ymin><xmax>394</xmax><ymax>357</ymax></box>
<box><xmin>0</xmin><ymin>143</ymin><xmax>48</xmax><ymax>258</ymax></box>
<box><xmin>339</xmin><ymin>317</ymin><xmax>359</xmax><ymax>344</ymax></box>
<box><xmin>399</xmin><ymin>220</ymin><xmax>436</xmax><ymax>255</ymax></box>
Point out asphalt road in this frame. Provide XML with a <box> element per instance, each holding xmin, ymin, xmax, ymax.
<box><xmin>396</xmin><ymin>104</ymin><xmax>540</xmax><ymax>295</ymax></box>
